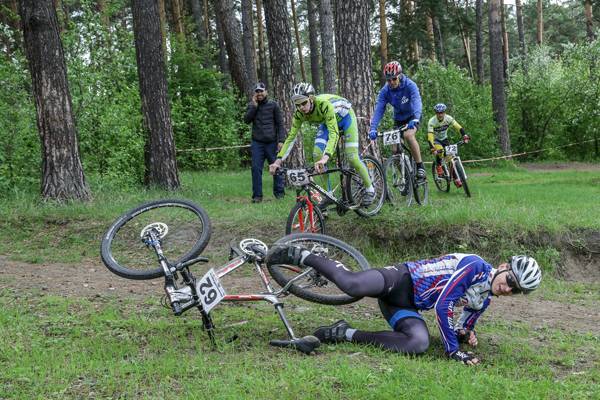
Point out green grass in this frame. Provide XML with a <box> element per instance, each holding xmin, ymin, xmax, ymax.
<box><xmin>1</xmin><ymin>164</ymin><xmax>599</xmax><ymax>399</ymax></box>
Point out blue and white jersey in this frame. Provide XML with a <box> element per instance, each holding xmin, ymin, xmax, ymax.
<box><xmin>369</xmin><ymin>75</ymin><xmax>422</xmax><ymax>130</ymax></box>
<box><xmin>405</xmin><ymin>254</ymin><xmax>494</xmax><ymax>354</ymax></box>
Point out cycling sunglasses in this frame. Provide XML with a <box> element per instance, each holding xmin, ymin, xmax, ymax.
<box><xmin>505</xmin><ymin>270</ymin><xmax>522</xmax><ymax>294</ymax></box>
<box><xmin>386</xmin><ymin>76</ymin><xmax>399</xmax><ymax>82</ymax></box>
<box><xmin>295</xmin><ymin>99</ymin><xmax>310</xmax><ymax>109</ymax></box>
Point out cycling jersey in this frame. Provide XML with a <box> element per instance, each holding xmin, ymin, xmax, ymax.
<box><xmin>427</xmin><ymin>114</ymin><xmax>463</xmax><ymax>144</ymax></box>
<box><xmin>370</xmin><ymin>75</ymin><xmax>422</xmax><ymax>132</ymax></box>
<box><xmin>405</xmin><ymin>254</ymin><xmax>493</xmax><ymax>354</ymax></box>
<box><xmin>278</xmin><ymin>94</ymin><xmax>351</xmax><ymax>160</ymax></box>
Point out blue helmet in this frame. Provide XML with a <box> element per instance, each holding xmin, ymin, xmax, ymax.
<box><xmin>434</xmin><ymin>103</ymin><xmax>447</xmax><ymax>113</ymax></box>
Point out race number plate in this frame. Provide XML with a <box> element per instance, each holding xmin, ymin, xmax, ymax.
<box><xmin>445</xmin><ymin>145</ymin><xmax>458</xmax><ymax>156</ymax></box>
<box><xmin>287</xmin><ymin>169</ymin><xmax>310</xmax><ymax>187</ymax></box>
<box><xmin>383</xmin><ymin>130</ymin><xmax>402</xmax><ymax>145</ymax></box>
<box><xmin>195</xmin><ymin>268</ymin><xmax>226</xmax><ymax>314</ymax></box>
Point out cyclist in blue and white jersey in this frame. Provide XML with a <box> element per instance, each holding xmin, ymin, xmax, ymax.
<box><xmin>266</xmin><ymin>246</ymin><xmax>542</xmax><ymax>365</ymax></box>
<box><xmin>369</xmin><ymin>61</ymin><xmax>426</xmax><ymax>181</ymax></box>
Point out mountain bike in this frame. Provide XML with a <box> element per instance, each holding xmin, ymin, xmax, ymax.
<box><xmin>100</xmin><ymin>199</ymin><xmax>370</xmax><ymax>354</ymax></box>
<box><xmin>280</xmin><ymin>143</ymin><xmax>386</xmax><ymax>234</ymax></box>
<box><xmin>431</xmin><ymin>136</ymin><xmax>471</xmax><ymax>197</ymax></box>
<box><xmin>377</xmin><ymin>125</ymin><xmax>428</xmax><ymax>206</ymax></box>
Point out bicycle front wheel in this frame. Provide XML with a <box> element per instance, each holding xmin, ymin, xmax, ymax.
<box><xmin>268</xmin><ymin>233</ymin><xmax>370</xmax><ymax>305</ymax></box>
<box><xmin>412</xmin><ymin>160</ymin><xmax>429</xmax><ymax>206</ymax></box>
<box><xmin>346</xmin><ymin>155</ymin><xmax>386</xmax><ymax>217</ymax></box>
<box><xmin>385</xmin><ymin>155</ymin><xmax>413</xmax><ymax>206</ymax></box>
<box><xmin>431</xmin><ymin>161</ymin><xmax>450</xmax><ymax>192</ymax></box>
<box><xmin>456</xmin><ymin>161</ymin><xmax>471</xmax><ymax>197</ymax></box>
<box><xmin>285</xmin><ymin>202</ymin><xmax>326</xmax><ymax>234</ymax></box>
<box><xmin>101</xmin><ymin>199</ymin><xmax>212</xmax><ymax>280</ymax></box>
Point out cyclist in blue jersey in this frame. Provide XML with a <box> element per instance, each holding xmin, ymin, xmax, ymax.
<box><xmin>369</xmin><ymin>61</ymin><xmax>426</xmax><ymax>181</ymax></box>
<box><xmin>266</xmin><ymin>246</ymin><xmax>542</xmax><ymax>365</ymax></box>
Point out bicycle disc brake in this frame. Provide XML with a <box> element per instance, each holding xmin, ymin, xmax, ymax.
<box><xmin>239</xmin><ymin>238</ymin><xmax>268</xmax><ymax>259</ymax></box>
<box><xmin>140</xmin><ymin>222</ymin><xmax>169</xmax><ymax>242</ymax></box>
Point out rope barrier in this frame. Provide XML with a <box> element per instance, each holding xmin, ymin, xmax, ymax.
<box><xmin>176</xmin><ymin>144</ymin><xmax>250</xmax><ymax>153</ymax></box>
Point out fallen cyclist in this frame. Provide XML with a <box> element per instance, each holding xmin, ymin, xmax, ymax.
<box><xmin>266</xmin><ymin>245</ymin><xmax>542</xmax><ymax>365</ymax></box>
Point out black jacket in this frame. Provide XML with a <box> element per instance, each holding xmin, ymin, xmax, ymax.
<box><xmin>244</xmin><ymin>98</ymin><xmax>286</xmax><ymax>144</ymax></box>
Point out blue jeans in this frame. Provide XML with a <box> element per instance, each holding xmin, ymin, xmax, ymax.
<box><xmin>251</xmin><ymin>140</ymin><xmax>284</xmax><ymax>199</ymax></box>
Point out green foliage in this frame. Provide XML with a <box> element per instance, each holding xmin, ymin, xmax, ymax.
<box><xmin>414</xmin><ymin>61</ymin><xmax>500</xmax><ymax>160</ymax></box>
<box><xmin>169</xmin><ymin>43</ymin><xmax>247</xmax><ymax>171</ymax></box>
<box><xmin>508</xmin><ymin>41</ymin><xmax>600</xmax><ymax>160</ymax></box>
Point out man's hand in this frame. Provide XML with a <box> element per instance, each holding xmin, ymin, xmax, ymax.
<box><xmin>462</xmin><ymin>134</ymin><xmax>470</xmax><ymax>143</ymax></box>
<box><xmin>277</xmin><ymin>142</ymin><xmax>283</xmax><ymax>151</ymax></box>
<box><xmin>450</xmin><ymin>350</ymin><xmax>480</xmax><ymax>366</ymax></box>
<box><xmin>407</xmin><ymin>119</ymin><xmax>419</xmax><ymax>130</ymax></box>
<box><xmin>251</xmin><ymin>93</ymin><xmax>258</xmax><ymax>106</ymax></box>
<box><xmin>314</xmin><ymin>154</ymin><xmax>330</xmax><ymax>173</ymax></box>
<box><xmin>430</xmin><ymin>147</ymin><xmax>438</xmax><ymax>155</ymax></box>
<box><xmin>369</xmin><ymin>129</ymin><xmax>378</xmax><ymax>141</ymax></box>
<box><xmin>269</xmin><ymin>159</ymin><xmax>282</xmax><ymax>175</ymax></box>
<box><xmin>457</xmin><ymin>329</ymin><xmax>478</xmax><ymax>347</ymax></box>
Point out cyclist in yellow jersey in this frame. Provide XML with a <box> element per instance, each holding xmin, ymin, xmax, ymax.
<box><xmin>427</xmin><ymin>103</ymin><xmax>470</xmax><ymax>176</ymax></box>
<box><xmin>269</xmin><ymin>82</ymin><xmax>375</xmax><ymax>206</ymax></box>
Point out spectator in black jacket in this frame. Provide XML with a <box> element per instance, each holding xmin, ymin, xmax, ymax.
<box><xmin>244</xmin><ymin>82</ymin><xmax>286</xmax><ymax>203</ymax></box>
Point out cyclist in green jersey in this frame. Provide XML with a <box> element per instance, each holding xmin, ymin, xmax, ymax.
<box><xmin>427</xmin><ymin>103</ymin><xmax>470</xmax><ymax>176</ymax></box>
<box><xmin>269</xmin><ymin>82</ymin><xmax>375</xmax><ymax>206</ymax></box>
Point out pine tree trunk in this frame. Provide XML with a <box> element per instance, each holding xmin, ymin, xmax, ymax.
<box><xmin>158</xmin><ymin>0</ymin><xmax>167</xmax><ymax>56</ymax></box>
<box><xmin>536</xmin><ymin>0</ymin><xmax>543</xmax><ymax>45</ymax></box>
<box><xmin>256</xmin><ymin>0</ymin><xmax>269</xmax><ymax>86</ymax></box>
<box><xmin>263</xmin><ymin>0</ymin><xmax>303</xmax><ymax>166</ymax></box>
<box><xmin>475</xmin><ymin>0</ymin><xmax>483</xmax><ymax>84</ymax></box>
<box><xmin>515</xmin><ymin>0</ymin><xmax>526</xmax><ymax>58</ymax></box>
<box><xmin>426</xmin><ymin>13</ymin><xmax>436</xmax><ymax>62</ymax></box>
<box><xmin>319</xmin><ymin>0</ymin><xmax>337</xmax><ymax>93</ymax></box>
<box><xmin>307</xmin><ymin>0</ymin><xmax>320</xmax><ymax>90</ymax></box>
<box><xmin>213</xmin><ymin>0</ymin><xmax>251</xmax><ymax>96</ymax></box>
<box><xmin>214</xmin><ymin>7</ymin><xmax>230</xmax><ymax>87</ymax></box>
<box><xmin>488</xmin><ymin>0</ymin><xmax>511</xmax><ymax>156</ymax></box>
<box><xmin>584</xmin><ymin>1</ymin><xmax>595</xmax><ymax>42</ymax></box>
<box><xmin>379</xmin><ymin>0</ymin><xmax>389</xmax><ymax>86</ymax></box>
<box><xmin>290</xmin><ymin>0</ymin><xmax>306</xmax><ymax>81</ymax></box>
<box><xmin>241</xmin><ymin>0</ymin><xmax>258</xmax><ymax>85</ymax></box>
<box><xmin>334</xmin><ymin>0</ymin><xmax>377</xmax><ymax>155</ymax></box>
<box><xmin>19</xmin><ymin>0</ymin><xmax>91</xmax><ymax>202</ymax></box>
<box><xmin>190</xmin><ymin>0</ymin><xmax>207</xmax><ymax>47</ymax></box>
<box><xmin>452</xmin><ymin>0</ymin><xmax>473</xmax><ymax>79</ymax></box>
<box><xmin>501</xmin><ymin>0</ymin><xmax>509</xmax><ymax>81</ymax></box>
<box><xmin>433</xmin><ymin>14</ymin><xmax>446</xmax><ymax>67</ymax></box>
<box><xmin>172</xmin><ymin>0</ymin><xmax>185</xmax><ymax>41</ymax></box>
<box><xmin>131</xmin><ymin>0</ymin><xmax>180</xmax><ymax>190</ymax></box>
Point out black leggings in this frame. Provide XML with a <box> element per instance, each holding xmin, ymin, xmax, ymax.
<box><xmin>303</xmin><ymin>254</ymin><xmax>430</xmax><ymax>354</ymax></box>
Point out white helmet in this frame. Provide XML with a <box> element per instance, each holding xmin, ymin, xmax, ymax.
<box><xmin>290</xmin><ymin>82</ymin><xmax>315</xmax><ymax>103</ymax></box>
<box><xmin>510</xmin><ymin>255</ymin><xmax>542</xmax><ymax>294</ymax></box>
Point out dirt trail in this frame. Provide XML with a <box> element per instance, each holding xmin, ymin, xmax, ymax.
<box><xmin>2</xmin><ymin>257</ymin><xmax>599</xmax><ymax>336</ymax></box>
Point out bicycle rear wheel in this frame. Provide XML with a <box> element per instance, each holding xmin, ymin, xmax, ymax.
<box><xmin>431</xmin><ymin>161</ymin><xmax>450</xmax><ymax>192</ymax></box>
<box><xmin>456</xmin><ymin>161</ymin><xmax>471</xmax><ymax>197</ymax></box>
<box><xmin>285</xmin><ymin>202</ymin><xmax>326</xmax><ymax>234</ymax></box>
<box><xmin>384</xmin><ymin>154</ymin><xmax>413</xmax><ymax>206</ymax></box>
<box><xmin>268</xmin><ymin>233</ymin><xmax>370</xmax><ymax>305</ymax></box>
<box><xmin>345</xmin><ymin>155</ymin><xmax>386</xmax><ymax>217</ymax></box>
<box><xmin>101</xmin><ymin>199</ymin><xmax>212</xmax><ymax>280</ymax></box>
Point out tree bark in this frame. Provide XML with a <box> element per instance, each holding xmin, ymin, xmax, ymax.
<box><xmin>501</xmin><ymin>0</ymin><xmax>509</xmax><ymax>81</ymax></box>
<box><xmin>290</xmin><ymin>0</ymin><xmax>306</xmax><ymax>81</ymax></box>
<box><xmin>158</xmin><ymin>0</ymin><xmax>167</xmax><ymax>57</ymax></box>
<box><xmin>213</xmin><ymin>0</ymin><xmax>251</xmax><ymax>96</ymax></box>
<box><xmin>536</xmin><ymin>0</ymin><xmax>543</xmax><ymax>45</ymax></box>
<box><xmin>319</xmin><ymin>0</ymin><xmax>337</xmax><ymax>93</ymax></box>
<box><xmin>214</xmin><ymin>7</ymin><xmax>230</xmax><ymax>86</ymax></box>
<box><xmin>190</xmin><ymin>0</ymin><xmax>207</xmax><ymax>47</ymax></box>
<box><xmin>307</xmin><ymin>0</ymin><xmax>320</xmax><ymax>90</ymax></box>
<box><xmin>433</xmin><ymin>14</ymin><xmax>446</xmax><ymax>67</ymax></box>
<box><xmin>475</xmin><ymin>0</ymin><xmax>483</xmax><ymax>83</ymax></box>
<box><xmin>515</xmin><ymin>0</ymin><xmax>526</xmax><ymax>59</ymax></box>
<box><xmin>452</xmin><ymin>0</ymin><xmax>473</xmax><ymax>79</ymax></box>
<box><xmin>172</xmin><ymin>0</ymin><xmax>186</xmax><ymax>41</ymax></box>
<box><xmin>19</xmin><ymin>0</ymin><xmax>91</xmax><ymax>201</ymax></box>
<box><xmin>263</xmin><ymin>0</ymin><xmax>303</xmax><ymax>166</ymax></box>
<box><xmin>584</xmin><ymin>1</ymin><xmax>595</xmax><ymax>42</ymax></box>
<box><xmin>488</xmin><ymin>0</ymin><xmax>511</xmax><ymax>155</ymax></box>
<box><xmin>256</xmin><ymin>0</ymin><xmax>269</xmax><ymax>86</ymax></box>
<box><xmin>334</xmin><ymin>0</ymin><xmax>377</xmax><ymax>154</ymax></box>
<box><xmin>241</xmin><ymin>0</ymin><xmax>258</xmax><ymax>85</ymax></box>
<box><xmin>426</xmin><ymin>12</ymin><xmax>436</xmax><ymax>62</ymax></box>
<box><xmin>131</xmin><ymin>0</ymin><xmax>180</xmax><ymax>190</ymax></box>
<box><xmin>379</xmin><ymin>0</ymin><xmax>389</xmax><ymax>85</ymax></box>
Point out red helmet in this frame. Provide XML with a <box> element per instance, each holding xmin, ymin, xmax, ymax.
<box><xmin>383</xmin><ymin>61</ymin><xmax>402</xmax><ymax>79</ymax></box>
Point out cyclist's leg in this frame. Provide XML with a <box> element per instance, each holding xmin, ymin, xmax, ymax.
<box><xmin>301</xmin><ymin>253</ymin><xmax>386</xmax><ymax>297</ymax></box>
<box><xmin>350</xmin><ymin>302</ymin><xmax>430</xmax><ymax>354</ymax></box>
<box><xmin>341</xmin><ymin>110</ymin><xmax>372</xmax><ymax>189</ymax></box>
<box><xmin>433</xmin><ymin>139</ymin><xmax>446</xmax><ymax>168</ymax></box>
<box><xmin>313</xmin><ymin>124</ymin><xmax>333</xmax><ymax>190</ymax></box>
